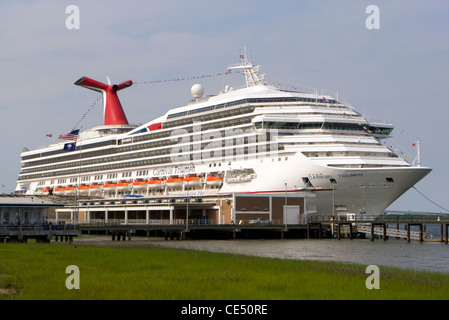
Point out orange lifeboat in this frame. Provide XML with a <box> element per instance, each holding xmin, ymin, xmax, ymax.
<box><xmin>89</xmin><ymin>183</ymin><xmax>102</xmax><ymax>194</ymax></box>
<box><xmin>206</xmin><ymin>175</ymin><xmax>223</xmax><ymax>187</ymax></box>
<box><xmin>64</xmin><ymin>185</ymin><xmax>76</xmax><ymax>195</ymax></box>
<box><xmin>132</xmin><ymin>179</ymin><xmax>149</xmax><ymax>190</ymax></box>
<box><xmin>53</xmin><ymin>186</ymin><xmax>66</xmax><ymax>195</ymax></box>
<box><xmin>165</xmin><ymin>176</ymin><xmax>183</xmax><ymax>188</ymax></box>
<box><xmin>78</xmin><ymin>184</ymin><xmax>90</xmax><ymax>195</ymax></box>
<box><xmin>184</xmin><ymin>174</ymin><xmax>203</xmax><ymax>187</ymax></box>
<box><xmin>103</xmin><ymin>181</ymin><xmax>117</xmax><ymax>191</ymax></box>
<box><xmin>148</xmin><ymin>177</ymin><xmax>165</xmax><ymax>189</ymax></box>
<box><xmin>116</xmin><ymin>180</ymin><xmax>132</xmax><ymax>191</ymax></box>
<box><xmin>42</xmin><ymin>187</ymin><xmax>53</xmax><ymax>196</ymax></box>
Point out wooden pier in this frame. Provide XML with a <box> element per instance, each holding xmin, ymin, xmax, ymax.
<box><xmin>76</xmin><ymin>213</ymin><xmax>449</xmax><ymax>243</ymax></box>
<box><xmin>79</xmin><ymin>222</ymin><xmax>330</xmax><ymax>240</ymax></box>
<box><xmin>0</xmin><ymin>224</ymin><xmax>80</xmax><ymax>243</ymax></box>
<box><xmin>310</xmin><ymin>214</ymin><xmax>449</xmax><ymax>243</ymax></box>
<box><xmin>2</xmin><ymin>214</ymin><xmax>446</xmax><ymax>243</ymax></box>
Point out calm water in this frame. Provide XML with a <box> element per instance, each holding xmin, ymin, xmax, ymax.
<box><xmin>147</xmin><ymin>238</ymin><xmax>449</xmax><ymax>273</ymax></box>
<box><xmin>77</xmin><ymin>234</ymin><xmax>449</xmax><ymax>273</ymax></box>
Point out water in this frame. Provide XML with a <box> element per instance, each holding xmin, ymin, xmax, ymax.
<box><xmin>148</xmin><ymin>238</ymin><xmax>449</xmax><ymax>273</ymax></box>
<box><xmin>77</xmin><ymin>235</ymin><xmax>449</xmax><ymax>273</ymax></box>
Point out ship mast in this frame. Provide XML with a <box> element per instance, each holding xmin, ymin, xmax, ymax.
<box><xmin>227</xmin><ymin>46</ymin><xmax>265</xmax><ymax>87</ymax></box>
<box><xmin>412</xmin><ymin>138</ymin><xmax>421</xmax><ymax>167</ymax></box>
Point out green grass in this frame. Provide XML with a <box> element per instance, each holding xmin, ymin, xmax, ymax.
<box><xmin>0</xmin><ymin>242</ymin><xmax>448</xmax><ymax>300</ymax></box>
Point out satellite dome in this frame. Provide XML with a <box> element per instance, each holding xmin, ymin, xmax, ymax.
<box><xmin>191</xmin><ymin>84</ymin><xmax>204</xmax><ymax>99</ymax></box>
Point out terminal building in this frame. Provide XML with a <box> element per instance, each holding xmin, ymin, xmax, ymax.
<box><xmin>54</xmin><ymin>192</ymin><xmax>316</xmax><ymax>226</ymax></box>
<box><xmin>0</xmin><ymin>195</ymin><xmax>63</xmax><ymax>226</ymax></box>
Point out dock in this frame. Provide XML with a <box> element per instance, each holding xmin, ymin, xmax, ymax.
<box><xmin>75</xmin><ymin>213</ymin><xmax>449</xmax><ymax>243</ymax></box>
<box><xmin>0</xmin><ymin>224</ymin><xmax>80</xmax><ymax>243</ymax></box>
<box><xmin>79</xmin><ymin>221</ymin><xmax>329</xmax><ymax>240</ymax></box>
<box><xmin>2</xmin><ymin>193</ymin><xmax>447</xmax><ymax>243</ymax></box>
<box><xmin>309</xmin><ymin>214</ymin><xmax>449</xmax><ymax>243</ymax></box>
<box><xmin>2</xmin><ymin>216</ymin><xmax>447</xmax><ymax>243</ymax></box>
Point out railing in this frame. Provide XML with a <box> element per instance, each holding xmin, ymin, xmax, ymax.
<box><xmin>308</xmin><ymin>215</ymin><xmax>381</xmax><ymax>223</ymax></box>
<box><xmin>356</xmin><ymin>225</ymin><xmax>424</xmax><ymax>240</ymax></box>
<box><xmin>0</xmin><ymin>224</ymin><xmax>79</xmax><ymax>233</ymax></box>
<box><xmin>77</xmin><ymin>218</ymin><xmax>220</xmax><ymax>226</ymax></box>
<box><xmin>308</xmin><ymin>214</ymin><xmax>449</xmax><ymax>223</ymax></box>
<box><xmin>75</xmin><ymin>218</ymin><xmax>285</xmax><ymax>226</ymax></box>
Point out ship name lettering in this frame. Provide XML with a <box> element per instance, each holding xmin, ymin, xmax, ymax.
<box><xmin>308</xmin><ymin>174</ymin><xmax>334</xmax><ymax>180</ymax></box>
<box><xmin>153</xmin><ymin>165</ymin><xmax>195</xmax><ymax>176</ymax></box>
<box><xmin>338</xmin><ymin>173</ymin><xmax>363</xmax><ymax>178</ymax></box>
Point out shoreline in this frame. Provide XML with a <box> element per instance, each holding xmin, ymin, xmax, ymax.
<box><xmin>1</xmin><ymin>237</ymin><xmax>449</xmax><ymax>300</ymax></box>
<box><xmin>71</xmin><ymin>235</ymin><xmax>449</xmax><ymax>274</ymax></box>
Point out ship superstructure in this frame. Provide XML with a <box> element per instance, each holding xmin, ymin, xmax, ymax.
<box><xmin>15</xmin><ymin>54</ymin><xmax>431</xmax><ymax>216</ymax></box>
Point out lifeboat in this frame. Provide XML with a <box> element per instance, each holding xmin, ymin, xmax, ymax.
<box><xmin>34</xmin><ymin>188</ymin><xmax>44</xmax><ymax>195</ymax></box>
<box><xmin>103</xmin><ymin>181</ymin><xmax>117</xmax><ymax>191</ymax></box>
<box><xmin>116</xmin><ymin>180</ymin><xmax>132</xmax><ymax>191</ymax></box>
<box><xmin>78</xmin><ymin>184</ymin><xmax>90</xmax><ymax>195</ymax></box>
<box><xmin>148</xmin><ymin>177</ymin><xmax>165</xmax><ymax>189</ymax></box>
<box><xmin>64</xmin><ymin>185</ymin><xmax>76</xmax><ymax>195</ymax></box>
<box><xmin>89</xmin><ymin>183</ymin><xmax>102</xmax><ymax>194</ymax></box>
<box><xmin>165</xmin><ymin>176</ymin><xmax>183</xmax><ymax>188</ymax></box>
<box><xmin>53</xmin><ymin>186</ymin><xmax>66</xmax><ymax>195</ymax></box>
<box><xmin>132</xmin><ymin>179</ymin><xmax>149</xmax><ymax>190</ymax></box>
<box><xmin>206</xmin><ymin>175</ymin><xmax>223</xmax><ymax>187</ymax></box>
<box><xmin>184</xmin><ymin>174</ymin><xmax>203</xmax><ymax>187</ymax></box>
<box><xmin>42</xmin><ymin>187</ymin><xmax>53</xmax><ymax>196</ymax></box>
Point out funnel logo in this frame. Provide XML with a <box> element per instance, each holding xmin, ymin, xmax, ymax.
<box><xmin>74</xmin><ymin>76</ymin><xmax>133</xmax><ymax>125</ymax></box>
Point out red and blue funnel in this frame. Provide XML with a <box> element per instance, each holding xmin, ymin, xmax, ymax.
<box><xmin>74</xmin><ymin>76</ymin><xmax>132</xmax><ymax>125</ymax></box>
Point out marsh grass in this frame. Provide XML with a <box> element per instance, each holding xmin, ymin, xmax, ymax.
<box><xmin>0</xmin><ymin>242</ymin><xmax>448</xmax><ymax>300</ymax></box>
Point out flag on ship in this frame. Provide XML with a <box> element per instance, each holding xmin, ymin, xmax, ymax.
<box><xmin>58</xmin><ymin>129</ymin><xmax>79</xmax><ymax>141</ymax></box>
<box><xmin>63</xmin><ymin>142</ymin><xmax>76</xmax><ymax>151</ymax></box>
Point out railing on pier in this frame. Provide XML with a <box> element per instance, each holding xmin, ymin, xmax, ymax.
<box><xmin>59</xmin><ymin>218</ymin><xmax>285</xmax><ymax>226</ymax></box>
<box><xmin>0</xmin><ymin>223</ymin><xmax>80</xmax><ymax>242</ymax></box>
<box><xmin>0</xmin><ymin>224</ymin><xmax>79</xmax><ymax>232</ymax></box>
<box><xmin>355</xmin><ymin>225</ymin><xmax>424</xmax><ymax>241</ymax></box>
<box><xmin>308</xmin><ymin>214</ymin><xmax>449</xmax><ymax>224</ymax></box>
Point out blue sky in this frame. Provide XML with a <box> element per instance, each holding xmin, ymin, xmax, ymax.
<box><xmin>0</xmin><ymin>0</ymin><xmax>448</xmax><ymax>213</ymax></box>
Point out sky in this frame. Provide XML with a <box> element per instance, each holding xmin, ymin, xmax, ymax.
<box><xmin>0</xmin><ymin>0</ymin><xmax>448</xmax><ymax>213</ymax></box>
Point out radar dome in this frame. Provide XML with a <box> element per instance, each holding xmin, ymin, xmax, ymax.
<box><xmin>191</xmin><ymin>84</ymin><xmax>204</xmax><ymax>99</ymax></box>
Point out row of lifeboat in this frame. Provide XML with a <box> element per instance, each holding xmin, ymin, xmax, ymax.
<box><xmin>40</xmin><ymin>174</ymin><xmax>223</xmax><ymax>196</ymax></box>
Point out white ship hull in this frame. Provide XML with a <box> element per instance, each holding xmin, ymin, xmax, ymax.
<box><xmin>212</xmin><ymin>152</ymin><xmax>431</xmax><ymax>216</ymax></box>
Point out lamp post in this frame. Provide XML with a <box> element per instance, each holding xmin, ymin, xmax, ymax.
<box><xmin>284</xmin><ymin>182</ymin><xmax>287</xmax><ymax>230</ymax></box>
<box><xmin>331</xmin><ymin>179</ymin><xmax>337</xmax><ymax>238</ymax></box>
<box><xmin>185</xmin><ymin>188</ymin><xmax>189</xmax><ymax>232</ymax></box>
<box><xmin>331</xmin><ymin>179</ymin><xmax>337</xmax><ymax>217</ymax></box>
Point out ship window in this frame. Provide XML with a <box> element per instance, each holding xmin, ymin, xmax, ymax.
<box><xmin>386</xmin><ymin>177</ymin><xmax>394</xmax><ymax>183</ymax></box>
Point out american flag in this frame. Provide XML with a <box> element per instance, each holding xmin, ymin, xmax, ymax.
<box><xmin>58</xmin><ymin>129</ymin><xmax>79</xmax><ymax>141</ymax></box>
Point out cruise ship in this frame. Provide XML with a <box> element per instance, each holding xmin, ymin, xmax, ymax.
<box><xmin>15</xmin><ymin>54</ymin><xmax>431</xmax><ymax>217</ymax></box>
